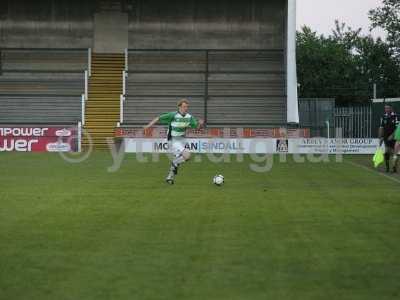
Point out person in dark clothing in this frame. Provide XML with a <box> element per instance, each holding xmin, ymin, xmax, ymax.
<box><xmin>379</xmin><ymin>105</ymin><xmax>399</xmax><ymax>173</ymax></box>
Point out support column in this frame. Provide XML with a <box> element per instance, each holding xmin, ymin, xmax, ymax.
<box><xmin>287</xmin><ymin>0</ymin><xmax>299</xmax><ymax>123</ymax></box>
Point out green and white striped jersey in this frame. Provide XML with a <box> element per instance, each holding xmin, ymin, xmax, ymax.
<box><xmin>159</xmin><ymin>111</ymin><xmax>198</xmax><ymax>139</ymax></box>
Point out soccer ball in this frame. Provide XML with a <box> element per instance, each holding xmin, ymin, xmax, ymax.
<box><xmin>213</xmin><ymin>174</ymin><xmax>224</xmax><ymax>186</ymax></box>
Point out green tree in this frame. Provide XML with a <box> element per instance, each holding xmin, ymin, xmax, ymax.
<box><xmin>369</xmin><ymin>0</ymin><xmax>400</xmax><ymax>59</ymax></box>
<box><xmin>297</xmin><ymin>22</ymin><xmax>400</xmax><ymax>104</ymax></box>
<box><xmin>334</xmin><ymin>20</ymin><xmax>400</xmax><ymax>98</ymax></box>
<box><xmin>353</xmin><ymin>35</ymin><xmax>400</xmax><ymax>98</ymax></box>
<box><xmin>297</xmin><ymin>25</ymin><xmax>363</xmax><ymax>104</ymax></box>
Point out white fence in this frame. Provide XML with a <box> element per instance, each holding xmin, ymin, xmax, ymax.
<box><xmin>334</xmin><ymin>106</ymin><xmax>372</xmax><ymax>138</ymax></box>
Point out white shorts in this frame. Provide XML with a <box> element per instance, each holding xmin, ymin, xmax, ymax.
<box><xmin>169</xmin><ymin>138</ymin><xmax>186</xmax><ymax>157</ymax></box>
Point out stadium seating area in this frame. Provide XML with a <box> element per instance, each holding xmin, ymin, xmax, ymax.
<box><xmin>0</xmin><ymin>48</ymin><xmax>286</xmax><ymax>129</ymax></box>
<box><xmin>123</xmin><ymin>50</ymin><xmax>286</xmax><ymax>126</ymax></box>
<box><xmin>123</xmin><ymin>51</ymin><xmax>205</xmax><ymax>124</ymax></box>
<box><xmin>0</xmin><ymin>49</ymin><xmax>87</xmax><ymax>124</ymax></box>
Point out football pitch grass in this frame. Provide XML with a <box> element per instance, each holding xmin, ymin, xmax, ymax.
<box><xmin>1</xmin><ymin>152</ymin><xmax>399</xmax><ymax>300</ymax></box>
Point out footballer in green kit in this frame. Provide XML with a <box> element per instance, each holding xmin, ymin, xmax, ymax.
<box><xmin>394</xmin><ymin>122</ymin><xmax>400</xmax><ymax>171</ymax></box>
<box><xmin>144</xmin><ymin>99</ymin><xmax>204</xmax><ymax>184</ymax></box>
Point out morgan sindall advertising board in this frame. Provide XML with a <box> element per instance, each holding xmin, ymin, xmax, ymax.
<box><xmin>122</xmin><ymin>138</ymin><xmax>379</xmax><ymax>154</ymax></box>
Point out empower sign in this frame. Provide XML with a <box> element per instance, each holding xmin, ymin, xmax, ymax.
<box><xmin>0</xmin><ymin>126</ymin><xmax>77</xmax><ymax>152</ymax></box>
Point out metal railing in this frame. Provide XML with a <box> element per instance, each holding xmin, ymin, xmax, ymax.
<box><xmin>122</xmin><ymin>70</ymin><xmax>127</xmax><ymax>96</ymax></box>
<box><xmin>78</xmin><ymin>121</ymin><xmax>82</xmax><ymax>153</ymax></box>
<box><xmin>88</xmin><ymin>48</ymin><xmax>92</xmax><ymax>77</ymax></box>
<box><xmin>120</xmin><ymin>49</ymin><xmax>128</xmax><ymax>127</ymax></box>
<box><xmin>124</xmin><ymin>48</ymin><xmax>128</xmax><ymax>72</ymax></box>
<box><xmin>84</xmin><ymin>70</ymin><xmax>88</xmax><ymax>100</ymax></box>
<box><xmin>334</xmin><ymin>106</ymin><xmax>372</xmax><ymax>138</ymax></box>
<box><xmin>81</xmin><ymin>94</ymin><xmax>86</xmax><ymax>126</ymax></box>
<box><xmin>120</xmin><ymin>94</ymin><xmax>125</xmax><ymax>124</ymax></box>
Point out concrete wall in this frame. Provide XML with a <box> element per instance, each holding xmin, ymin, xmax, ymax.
<box><xmin>94</xmin><ymin>12</ymin><xmax>128</xmax><ymax>53</ymax></box>
<box><xmin>0</xmin><ymin>0</ymin><xmax>95</xmax><ymax>48</ymax></box>
<box><xmin>128</xmin><ymin>0</ymin><xmax>286</xmax><ymax>50</ymax></box>
<box><xmin>0</xmin><ymin>0</ymin><xmax>286</xmax><ymax>50</ymax></box>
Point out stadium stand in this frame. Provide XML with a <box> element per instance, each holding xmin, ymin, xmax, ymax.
<box><xmin>0</xmin><ymin>49</ymin><xmax>87</xmax><ymax>124</ymax></box>
<box><xmin>0</xmin><ymin>73</ymin><xmax>84</xmax><ymax>96</ymax></box>
<box><xmin>0</xmin><ymin>95</ymin><xmax>82</xmax><ymax>123</ymax></box>
<box><xmin>122</xmin><ymin>50</ymin><xmax>286</xmax><ymax>126</ymax></box>
<box><xmin>123</xmin><ymin>50</ymin><xmax>205</xmax><ymax>124</ymax></box>
<box><xmin>1</xmin><ymin>49</ymin><xmax>87</xmax><ymax>73</ymax></box>
<box><xmin>207</xmin><ymin>51</ymin><xmax>286</xmax><ymax>125</ymax></box>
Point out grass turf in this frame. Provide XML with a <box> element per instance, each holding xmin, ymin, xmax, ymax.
<box><xmin>0</xmin><ymin>152</ymin><xmax>399</xmax><ymax>300</ymax></box>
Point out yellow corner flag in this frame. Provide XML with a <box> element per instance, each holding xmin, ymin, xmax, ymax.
<box><xmin>373</xmin><ymin>147</ymin><xmax>385</xmax><ymax>168</ymax></box>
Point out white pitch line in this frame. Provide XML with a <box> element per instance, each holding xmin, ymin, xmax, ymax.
<box><xmin>346</xmin><ymin>160</ymin><xmax>400</xmax><ymax>184</ymax></box>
